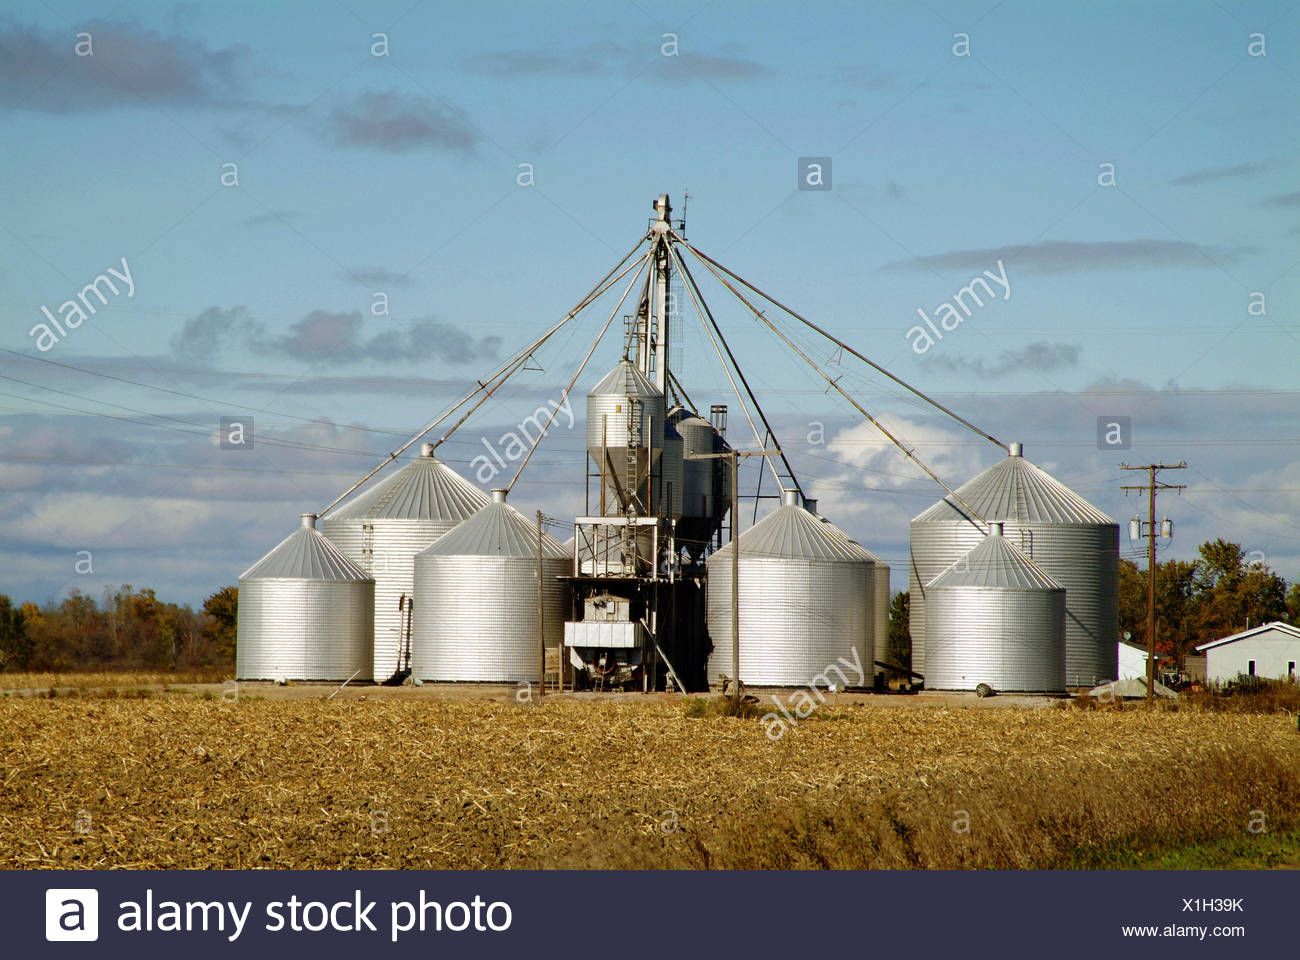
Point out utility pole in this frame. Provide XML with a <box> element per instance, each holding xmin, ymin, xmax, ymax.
<box><xmin>687</xmin><ymin>448</ymin><xmax>779</xmax><ymax>703</ymax></box>
<box><xmin>1120</xmin><ymin>462</ymin><xmax>1186</xmax><ymax>701</ymax></box>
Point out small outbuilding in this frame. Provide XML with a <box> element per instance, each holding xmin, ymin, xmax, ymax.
<box><xmin>1116</xmin><ymin>640</ymin><xmax>1153</xmax><ymax>680</ymax></box>
<box><xmin>1196</xmin><ymin>622</ymin><xmax>1300</xmax><ymax>684</ymax></box>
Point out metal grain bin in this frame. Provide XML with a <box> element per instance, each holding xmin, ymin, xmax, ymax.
<box><xmin>925</xmin><ymin>523</ymin><xmax>1066</xmax><ymax>693</ymax></box>
<box><xmin>809</xmin><ymin>506</ymin><xmax>889</xmax><ymax>674</ymax></box>
<box><xmin>670</xmin><ymin>406</ymin><xmax>725</xmax><ymax>559</ymax></box>
<box><xmin>659</xmin><ymin>419</ymin><xmax>684</xmax><ymax>519</ymax></box>
<box><xmin>707</xmin><ymin>491</ymin><xmax>874</xmax><ymax>688</ymax></box>
<box><xmin>873</xmin><ymin>564</ymin><xmax>890</xmax><ymax>672</ymax></box>
<box><xmin>322</xmin><ymin>443</ymin><xmax>488</xmax><ymax>681</ymax></box>
<box><xmin>236</xmin><ymin>514</ymin><xmax>374</xmax><ymax>681</ymax></box>
<box><xmin>411</xmin><ymin>490</ymin><xmax>568</xmax><ymax>682</ymax></box>
<box><xmin>586</xmin><ymin>360</ymin><xmax>664</xmax><ymax>512</ymax></box>
<box><xmin>909</xmin><ymin>442</ymin><xmax>1118</xmax><ymax>686</ymax></box>
<box><xmin>672</xmin><ymin>409</ymin><xmax>716</xmax><ymax>520</ymax></box>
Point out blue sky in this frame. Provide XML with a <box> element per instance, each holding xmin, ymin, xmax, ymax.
<box><xmin>1</xmin><ymin>0</ymin><xmax>1298</xmax><ymax>607</ymax></box>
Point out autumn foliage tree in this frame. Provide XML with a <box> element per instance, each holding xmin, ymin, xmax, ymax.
<box><xmin>1120</xmin><ymin>539</ymin><xmax>1291</xmax><ymax>663</ymax></box>
<box><xmin>0</xmin><ymin>586</ymin><xmax>237</xmax><ymax>673</ymax></box>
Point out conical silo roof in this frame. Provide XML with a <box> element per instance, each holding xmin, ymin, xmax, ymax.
<box><xmin>927</xmin><ymin>528</ymin><xmax>1063</xmax><ymax>591</ymax></box>
<box><xmin>814</xmin><ymin>514</ymin><xmax>883</xmax><ymax>563</ymax></box>
<box><xmin>325</xmin><ymin>446</ymin><xmax>488</xmax><ymax>521</ymax></box>
<box><xmin>418</xmin><ymin>492</ymin><xmax>568</xmax><ymax>559</ymax></box>
<box><xmin>711</xmin><ymin>494</ymin><xmax>870</xmax><ymax>563</ymax></box>
<box><xmin>589</xmin><ymin>359</ymin><xmax>662</xmax><ymax>399</ymax></box>
<box><xmin>240</xmin><ymin>515</ymin><xmax>372</xmax><ymax>581</ymax></box>
<box><xmin>913</xmin><ymin>445</ymin><xmax>1111</xmax><ymax>525</ymax></box>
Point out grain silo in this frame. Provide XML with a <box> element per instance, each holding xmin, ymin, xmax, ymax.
<box><xmin>586</xmin><ymin>359</ymin><xmax>665</xmax><ymax>511</ymax></box>
<box><xmin>707</xmin><ymin>490</ymin><xmax>874</xmax><ymax>687</ymax></box>
<box><xmin>411</xmin><ymin>489</ymin><xmax>568</xmax><ymax>682</ymax></box>
<box><xmin>909</xmin><ymin>442</ymin><xmax>1118</xmax><ymax>686</ymax></box>
<box><xmin>924</xmin><ymin>523</ymin><xmax>1066</xmax><ymax>693</ymax></box>
<box><xmin>660</xmin><ymin>419</ymin><xmax>684</xmax><ymax>520</ymax></box>
<box><xmin>321</xmin><ymin>443</ymin><xmax>488</xmax><ymax>681</ymax></box>
<box><xmin>807</xmin><ymin>503</ymin><xmax>891</xmax><ymax>675</ymax></box>
<box><xmin>236</xmin><ymin>514</ymin><xmax>374</xmax><ymax>681</ymax></box>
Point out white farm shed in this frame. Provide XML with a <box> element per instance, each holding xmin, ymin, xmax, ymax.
<box><xmin>1116</xmin><ymin>640</ymin><xmax>1152</xmax><ymax>680</ymax></box>
<box><xmin>1195</xmin><ymin>622</ymin><xmax>1300</xmax><ymax>684</ymax></box>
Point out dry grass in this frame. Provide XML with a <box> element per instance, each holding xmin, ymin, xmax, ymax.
<box><xmin>0</xmin><ymin>668</ymin><xmax>230</xmax><ymax>692</ymax></box>
<box><xmin>1</xmin><ymin>697</ymin><xmax>1296</xmax><ymax>869</ymax></box>
<box><xmin>1181</xmin><ymin>679</ymin><xmax>1300</xmax><ymax>715</ymax></box>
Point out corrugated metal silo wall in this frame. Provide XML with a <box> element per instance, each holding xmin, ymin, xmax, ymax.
<box><xmin>706</xmin><ymin>557</ymin><xmax>871</xmax><ymax>687</ymax></box>
<box><xmin>323</xmin><ymin>517</ymin><xmax>456</xmax><ymax>681</ymax></box>
<box><xmin>235</xmin><ymin>579</ymin><xmax>374</xmax><ymax>680</ymax></box>
<box><xmin>411</xmin><ymin>556</ymin><xmax>568</xmax><ymax>682</ymax></box>
<box><xmin>676</xmin><ymin>418</ymin><xmax>715</xmax><ymax>518</ymax></box>
<box><xmin>585</xmin><ymin>393</ymin><xmax>665</xmax><ymax>451</ymax></box>
<box><xmin>910</xmin><ymin>520</ymin><xmax>1118</xmax><ymax>685</ymax></box>
<box><xmin>925</xmin><ymin>587</ymin><xmax>1066</xmax><ymax>692</ymax></box>
<box><xmin>660</xmin><ymin>432</ymin><xmax>684</xmax><ymax>518</ymax></box>
<box><xmin>872</xmin><ymin>564</ymin><xmax>890</xmax><ymax>672</ymax></box>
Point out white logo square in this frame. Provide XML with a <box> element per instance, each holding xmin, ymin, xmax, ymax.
<box><xmin>46</xmin><ymin>889</ymin><xmax>99</xmax><ymax>941</ymax></box>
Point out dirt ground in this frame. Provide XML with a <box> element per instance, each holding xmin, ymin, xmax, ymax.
<box><xmin>1</xmin><ymin>675</ymin><xmax>1062</xmax><ymax>709</ymax></box>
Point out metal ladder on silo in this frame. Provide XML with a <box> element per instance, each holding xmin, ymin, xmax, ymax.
<box><xmin>626</xmin><ymin>397</ymin><xmax>643</xmax><ymax>513</ymax></box>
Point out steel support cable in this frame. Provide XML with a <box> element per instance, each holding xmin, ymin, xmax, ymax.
<box><xmin>667</xmin><ymin>242</ymin><xmax>800</xmax><ymax>495</ymax></box>
<box><xmin>430</xmin><ymin>249</ymin><xmax>654</xmax><ymax>459</ymax></box>
<box><xmin>0</xmin><ymin>346</ymin><xmax>412</xmax><ymax>440</ymax></box>
<box><xmin>676</xmin><ymin>235</ymin><xmax>1005</xmax><ymax>451</ymax></box>
<box><xmin>0</xmin><ymin>372</ymin><xmax>371</xmax><ymax>458</ymax></box>
<box><xmin>506</xmin><ymin>250</ymin><xmax>654</xmax><ymax>493</ymax></box>
<box><xmin>683</xmin><ymin>245</ymin><xmax>987</xmax><ymax>526</ymax></box>
<box><xmin>669</xmin><ymin>246</ymin><xmax>781</xmax><ymax>490</ymax></box>
<box><xmin>666</xmin><ymin>368</ymin><xmax>700</xmax><ymax>417</ymax></box>
<box><xmin>318</xmin><ymin>235</ymin><xmax>653</xmax><ymax>517</ymax></box>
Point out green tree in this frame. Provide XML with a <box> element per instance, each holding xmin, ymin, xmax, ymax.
<box><xmin>0</xmin><ymin>595</ymin><xmax>31</xmax><ymax>671</ymax></box>
<box><xmin>1287</xmin><ymin>580</ymin><xmax>1300</xmax><ymax>624</ymax></box>
<box><xmin>201</xmin><ymin>586</ymin><xmax>238</xmax><ymax>664</ymax></box>
<box><xmin>1190</xmin><ymin>539</ymin><xmax>1286</xmax><ymax>644</ymax></box>
<box><xmin>1118</xmin><ymin>557</ymin><xmax>1196</xmax><ymax>658</ymax></box>
<box><xmin>1121</xmin><ymin>540</ymin><xmax>1291</xmax><ymax>663</ymax></box>
<box><xmin>886</xmin><ymin>590</ymin><xmax>910</xmax><ymax>672</ymax></box>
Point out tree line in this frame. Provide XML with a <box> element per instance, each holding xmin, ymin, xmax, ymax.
<box><xmin>2</xmin><ymin>537</ymin><xmax>1296</xmax><ymax>674</ymax></box>
<box><xmin>0</xmin><ymin>586</ymin><xmax>237</xmax><ymax>673</ymax></box>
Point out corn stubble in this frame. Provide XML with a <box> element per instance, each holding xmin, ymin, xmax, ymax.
<box><xmin>1</xmin><ymin>698</ymin><xmax>1295</xmax><ymax>869</ymax></box>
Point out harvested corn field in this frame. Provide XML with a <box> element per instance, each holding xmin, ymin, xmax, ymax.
<box><xmin>2</xmin><ymin>695</ymin><xmax>1297</xmax><ymax>870</ymax></box>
